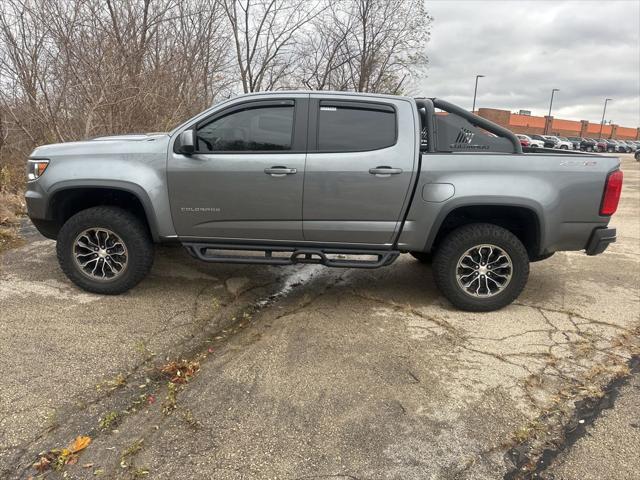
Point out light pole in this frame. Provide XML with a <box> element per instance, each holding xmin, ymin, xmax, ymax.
<box><xmin>599</xmin><ymin>98</ymin><xmax>612</xmax><ymax>138</ymax></box>
<box><xmin>472</xmin><ymin>75</ymin><xmax>485</xmax><ymax>113</ymax></box>
<box><xmin>545</xmin><ymin>88</ymin><xmax>559</xmax><ymax>134</ymax></box>
<box><xmin>548</xmin><ymin>88</ymin><xmax>560</xmax><ymax>117</ymax></box>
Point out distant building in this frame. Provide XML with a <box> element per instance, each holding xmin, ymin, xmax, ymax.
<box><xmin>477</xmin><ymin>108</ymin><xmax>639</xmax><ymax>139</ymax></box>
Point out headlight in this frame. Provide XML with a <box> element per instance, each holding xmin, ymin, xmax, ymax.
<box><xmin>27</xmin><ymin>159</ymin><xmax>49</xmax><ymax>181</ymax></box>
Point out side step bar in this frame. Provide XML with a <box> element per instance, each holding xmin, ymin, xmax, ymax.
<box><xmin>183</xmin><ymin>243</ymin><xmax>400</xmax><ymax>269</ymax></box>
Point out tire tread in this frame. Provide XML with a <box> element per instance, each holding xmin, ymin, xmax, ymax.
<box><xmin>56</xmin><ymin>206</ymin><xmax>154</xmax><ymax>294</ymax></box>
<box><xmin>432</xmin><ymin>223</ymin><xmax>529</xmax><ymax>311</ymax></box>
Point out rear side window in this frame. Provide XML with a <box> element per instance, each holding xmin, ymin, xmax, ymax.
<box><xmin>317</xmin><ymin>101</ymin><xmax>396</xmax><ymax>152</ymax></box>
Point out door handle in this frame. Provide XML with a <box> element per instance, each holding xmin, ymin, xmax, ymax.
<box><xmin>264</xmin><ymin>166</ymin><xmax>297</xmax><ymax>176</ymax></box>
<box><xmin>369</xmin><ymin>166</ymin><xmax>403</xmax><ymax>175</ymax></box>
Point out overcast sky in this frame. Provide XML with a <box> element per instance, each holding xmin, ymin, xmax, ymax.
<box><xmin>421</xmin><ymin>0</ymin><xmax>640</xmax><ymax>127</ymax></box>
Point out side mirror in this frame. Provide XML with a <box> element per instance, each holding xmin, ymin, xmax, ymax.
<box><xmin>178</xmin><ymin>129</ymin><xmax>195</xmax><ymax>155</ymax></box>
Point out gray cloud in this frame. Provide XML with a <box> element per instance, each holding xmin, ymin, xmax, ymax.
<box><xmin>419</xmin><ymin>0</ymin><xmax>640</xmax><ymax>128</ymax></box>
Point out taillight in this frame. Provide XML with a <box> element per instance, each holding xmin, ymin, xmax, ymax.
<box><xmin>600</xmin><ymin>170</ymin><xmax>623</xmax><ymax>216</ymax></box>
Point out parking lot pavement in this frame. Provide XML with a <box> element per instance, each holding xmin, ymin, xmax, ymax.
<box><xmin>0</xmin><ymin>236</ymin><xmax>289</xmax><ymax>476</ymax></box>
<box><xmin>544</xmin><ymin>369</ymin><xmax>640</xmax><ymax>480</ymax></box>
<box><xmin>1</xmin><ymin>155</ymin><xmax>638</xmax><ymax>479</ymax></box>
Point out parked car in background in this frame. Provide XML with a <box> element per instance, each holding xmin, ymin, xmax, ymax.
<box><xmin>590</xmin><ymin>138</ymin><xmax>608</xmax><ymax>152</ymax></box>
<box><xmin>603</xmin><ymin>139</ymin><xmax>618</xmax><ymax>153</ymax></box>
<box><xmin>544</xmin><ymin>135</ymin><xmax>573</xmax><ymax>150</ymax></box>
<box><xmin>541</xmin><ymin>135</ymin><xmax>559</xmax><ymax>148</ymax></box>
<box><xmin>618</xmin><ymin>140</ymin><xmax>634</xmax><ymax>153</ymax></box>
<box><xmin>557</xmin><ymin>136</ymin><xmax>576</xmax><ymax>150</ymax></box>
<box><xmin>635</xmin><ymin>147</ymin><xmax>640</xmax><ymax>161</ymax></box>
<box><xmin>516</xmin><ymin>134</ymin><xmax>530</xmax><ymax>148</ymax></box>
<box><xmin>566</xmin><ymin>137</ymin><xmax>582</xmax><ymax>150</ymax></box>
<box><xmin>531</xmin><ymin>134</ymin><xmax>555</xmax><ymax>148</ymax></box>
<box><xmin>516</xmin><ymin>134</ymin><xmax>544</xmax><ymax>149</ymax></box>
<box><xmin>609</xmin><ymin>140</ymin><xmax>624</xmax><ymax>153</ymax></box>
<box><xmin>568</xmin><ymin>137</ymin><xmax>596</xmax><ymax>152</ymax></box>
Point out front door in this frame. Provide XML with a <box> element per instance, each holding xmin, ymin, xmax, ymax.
<box><xmin>168</xmin><ymin>97</ymin><xmax>308</xmax><ymax>241</ymax></box>
<box><xmin>303</xmin><ymin>97</ymin><xmax>417</xmax><ymax>245</ymax></box>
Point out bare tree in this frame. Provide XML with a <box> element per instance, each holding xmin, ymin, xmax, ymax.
<box><xmin>0</xmin><ymin>0</ymin><xmax>430</xmax><ymax>192</ymax></box>
<box><xmin>220</xmin><ymin>0</ymin><xmax>328</xmax><ymax>93</ymax></box>
<box><xmin>0</xmin><ymin>0</ymin><xmax>232</xmax><ymax>147</ymax></box>
<box><xmin>295</xmin><ymin>0</ymin><xmax>430</xmax><ymax>94</ymax></box>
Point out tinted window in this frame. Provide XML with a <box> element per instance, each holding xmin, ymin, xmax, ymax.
<box><xmin>197</xmin><ymin>104</ymin><xmax>294</xmax><ymax>152</ymax></box>
<box><xmin>318</xmin><ymin>102</ymin><xmax>396</xmax><ymax>151</ymax></box>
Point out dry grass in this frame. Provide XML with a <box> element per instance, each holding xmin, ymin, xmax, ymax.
<box><xmin>0</xmin><ymin>179</ymin><xmax>25</xmax><ymax>252</ymax></box>
<box><xmin>0</xmin><ymin>191</ymin><xmax>23</xmax><ymax>222</ymax></box>
<box><xmin>0</xmin><ymin>158</ymin><xmax>26</xmax><ymax>244</ymax></box>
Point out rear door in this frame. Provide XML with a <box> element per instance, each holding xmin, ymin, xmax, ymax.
<box><xmin>303</xmin><ymin>96</ymin><xmax>417</xmax><ymax>245</ymax></box>
<box><xmin>168</xmin><ymin>96</ymin><xmax>308</xmax><ymax>241</ymax></box>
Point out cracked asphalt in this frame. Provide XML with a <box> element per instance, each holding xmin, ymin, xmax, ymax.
<box><xmin>1</xmin><ymin>154</ymin><xmax>638</xmax><ymax>479</ymax></box>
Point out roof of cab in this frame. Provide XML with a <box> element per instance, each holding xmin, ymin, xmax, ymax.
<box><xmin>225</xmin><ymin>90</ymin><xmax>413</xmax><ymax>101</ymax></box>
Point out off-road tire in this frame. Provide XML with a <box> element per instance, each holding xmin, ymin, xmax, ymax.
<box><xmin>410</xmin><ymin>251</ymin><xmax>432</xmax><ymax>264</ymax></box>
<box><xmin>57</xmin><ymin>206</ymin><xmax>154</xmax><ymax>294</ymax></box>
<box><xmin>432</xmin><ymin>223</ymin><xmax>529</xmax><ymax>311</ymax></box>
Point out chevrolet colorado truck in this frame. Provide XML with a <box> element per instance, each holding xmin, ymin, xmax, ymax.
<box><xmin>25</xmin><ymin>92</ymin><xmax>623</xmax><ymax>311</ymax></box>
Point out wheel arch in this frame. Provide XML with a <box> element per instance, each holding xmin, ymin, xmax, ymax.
<box><xmin>46</xmin><ymin>181</ymin><xmax>160</xmax><ymax>241</ymax></box>
<box><xmin>425</xmin><ymin>202</ymin><xmax>544</xmax><ymax>260</ymax></box>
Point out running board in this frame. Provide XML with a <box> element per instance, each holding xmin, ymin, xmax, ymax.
<box><xmin>183</xmin><ymin>243</ymin><xmax>399</xmax><ymax>269</ymax></box>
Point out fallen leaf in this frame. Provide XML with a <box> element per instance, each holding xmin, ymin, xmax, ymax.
<box><xmin>160</xmin><ymin>359</ymin><xmax>200</xmax><ymax>384</ymax></box>
<box><xmin>33</xmin><ymin>456</ymin><xmax>51</xmax><ymax>472</ymax></box>
<box><xmin>69</xmin><ymin>435</ymin><xmax>91</xmax><ymax>453</ymax></box>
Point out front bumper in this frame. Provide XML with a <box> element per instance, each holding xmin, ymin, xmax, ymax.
<box><xmin>25</xmin><ymin>183</ymin><xmax>60</xmax><ymax>239</ymax></box>
<box><xmin>585</xmin><ymin>227</ymin><xmax>616</xmax><ymax>256</ymax></box>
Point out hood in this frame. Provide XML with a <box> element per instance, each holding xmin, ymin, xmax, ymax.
<box><xmin>90</xmin><ymin>133</ymin><xmax>169</xmax><ymax>141</ymax></box>
<box><xmin>30</xmin><ymin>133</ymin><xmax>171</xmax><ymax>158</ymax></box>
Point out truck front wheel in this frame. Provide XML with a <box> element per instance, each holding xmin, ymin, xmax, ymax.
<box><xmin>56</xmin><ymin>206</ymin><xmax>154</xmax><ymax>294</ymax></box>
<box><xmin>432</xmin><ymin>223</ymin><xmax>529</xmax><ymax>311</ymax></box>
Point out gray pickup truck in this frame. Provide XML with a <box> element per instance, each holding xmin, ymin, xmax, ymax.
<box><xmin>25</xmin><ymin>91</ymin><xmax>623</xmax><ymax>311</ymax></box>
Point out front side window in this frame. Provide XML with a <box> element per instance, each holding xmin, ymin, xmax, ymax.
<box><xmin>317</xmin><ymin>102</ymin><xmax>396</xmax><ymax>152</ymax></box>
<box><xmin>197</xmin><ymin>104</ymin><xmax>294</xmax><ymax>152</ymax></box>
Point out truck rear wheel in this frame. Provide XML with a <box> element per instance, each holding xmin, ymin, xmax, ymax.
<box><xmin>56</xmin><ymin>206</ymin><xmax>154</xmax><ymax>294</ymax></box>
<box><xmin>432</xmin><ymin>223</ymin><xmax>529</xmax><ymax>311</ymax></box>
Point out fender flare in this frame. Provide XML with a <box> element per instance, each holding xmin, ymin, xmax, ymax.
<box><xmin>47</xmin><ymin>180</ymin><xmax>161</xmax><ymax>242</ymax></box>
<box><xmin>423</xmin><ymin>199</ymin><xmax>545</xmax><ymax>254</ymax></box>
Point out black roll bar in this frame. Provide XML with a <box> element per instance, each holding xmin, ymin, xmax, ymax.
<box><xmin>415</xmin><ymin>97</ymin><xmax>523</xmax><ymax>154</ymax></box>
<box><xmin>415</xmin><ymin>98</ymin><xmax>436</xmax><ymax>153</ymax></box>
